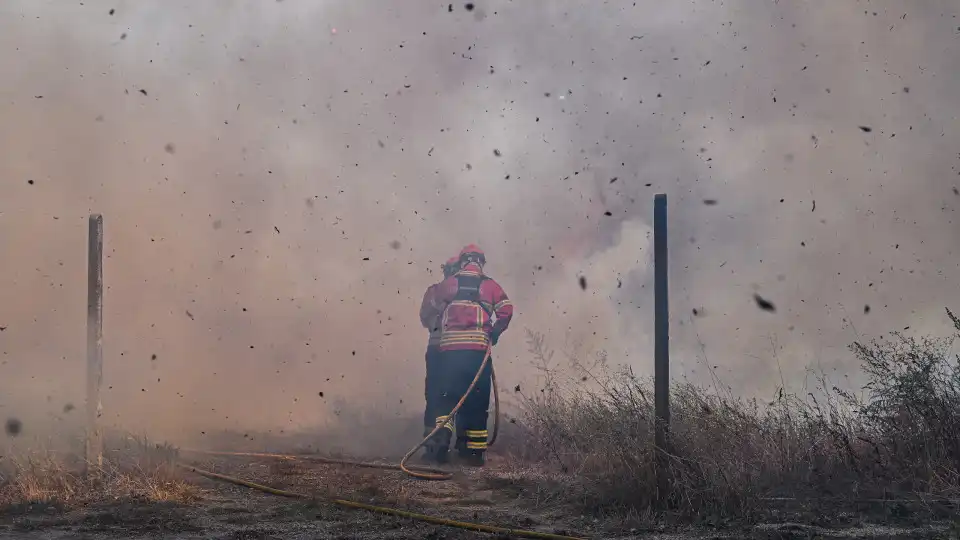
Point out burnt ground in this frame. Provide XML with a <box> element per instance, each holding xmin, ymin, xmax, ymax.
<box><xmin>0</xmin><ymin>451</ymin><xmax>954</xmax><ymax>540</ymax></box>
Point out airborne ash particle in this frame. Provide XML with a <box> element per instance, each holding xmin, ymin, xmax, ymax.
<box><xmin>578</xmin><ymin>276</ymin><xmax>587</xmax><ymax>290</ymax></box>
<box><xmin>5</xmin><ymin>418</ymin><xmax>22</xmax><ymax>437</ymax></box>
<box><xmin>859</xmin><ymin>126</ymin><xmax>873</xmax><ymax>133</ymax></box>
<box><xmin>465</xmin><ymin>2</ymin><xmax>475</xmax><ymax>11</ymax></box>
<box><xmin>753</xmin><ymin>294</ymin><xmax>776</xmax><ymax>312</ymax></box>
<box><xmin>703</xmin><ymin>199</ymin><xmax>718</xmax><ymax>206</ymax></box>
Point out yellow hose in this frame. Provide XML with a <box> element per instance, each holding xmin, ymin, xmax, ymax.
<box><xmin>177</xmin><ymin>345</ymin><xmax>582</xmax><ymax>538</ymax></box>
<box><xmin>178</xmin><ymin>463</ymin><xmax>586</xmax><ymax>540</ymax></box>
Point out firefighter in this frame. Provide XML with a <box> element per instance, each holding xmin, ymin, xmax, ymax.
<box><xmin>422</xmin><ymin>244</ymin><xmax>513</xmax><ymax>466</ymax></box>
<box><xmin>419</xmin><ymin>256</ymin><xmax>461</xmax><ymax>450</ymax></box>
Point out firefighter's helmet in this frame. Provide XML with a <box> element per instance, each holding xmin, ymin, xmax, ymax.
<box><xmin>442</xmin><ymin>256</ymin><xmax>460</xmax><ymax>278</ymax></box>
<box><xmin>459</xmin><ymin>244</ymin><xmax>486</xmax><ymax>266</ymax></box>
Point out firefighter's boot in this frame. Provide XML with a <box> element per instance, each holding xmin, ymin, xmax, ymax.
<box><xmin>461</xmin><ymin>449</ymin><xmax>485</xmax><ymax>467</ymax></box>
<box><xmin>432</xmin><ymin>430</ymin><xmax>452</xmax><ymax>464</ymax></box>
<box><xmin>423</xmin><ymin>416</ymin><xmax>454</xmax><ymax>464</ymax></box>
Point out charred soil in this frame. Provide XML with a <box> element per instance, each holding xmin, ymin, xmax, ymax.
<box><xmin>0</xmin><ymin>450</ymin><xmax>954</xmax><ymax>540</ymax></box>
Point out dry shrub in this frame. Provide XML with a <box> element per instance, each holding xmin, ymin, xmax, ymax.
<box><xmin>510</xmin><ymin>308</ymin><xmax>960</xmax><ymax>520</ymax></box>
<box><xmin>0</xmin><ymin>433</ymin><xmax>199</xmax><ymax>507</ymax></box>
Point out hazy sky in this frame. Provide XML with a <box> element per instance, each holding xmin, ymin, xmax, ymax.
<box><xmin>1</xmin><ymin>0</ymin><xmax>959</xmax><ymax>446</ymax></box>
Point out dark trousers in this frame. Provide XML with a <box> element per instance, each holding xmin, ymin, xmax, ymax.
<box><xmin>433</xmin><ymin>349</ymin><xmax>492</xmax><ymax>453</ymax></box>
<box><xmin>423</xmin><ymin>345</ymin><xmax>444</xmax><ymax>431</ymax></box>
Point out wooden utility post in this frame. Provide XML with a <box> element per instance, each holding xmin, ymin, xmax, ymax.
<box><xmin>653</xmin><ymin>194</ymin><xmax>671</xmax><ymax>506</ymax></box>
<box><xmin>86</xmin><ymin>214</ymin><xmax>104</xmax><ymax>474</ymax></box>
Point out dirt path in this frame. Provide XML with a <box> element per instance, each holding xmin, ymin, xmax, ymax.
<box><xmin>0</xmin><ymin>453</ymin><xmax>952</xmax><ymax>539</ymax></box>
<box><xmin>0</xmin><ymin>452</ymin><xmax>592</xmax><ymax>540</ymax></box>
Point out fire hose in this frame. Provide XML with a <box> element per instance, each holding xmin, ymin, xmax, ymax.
<box><xmin>178</xmin><ymin>346</ymin><xmax>588</xmax><ymax>540</ymax></box>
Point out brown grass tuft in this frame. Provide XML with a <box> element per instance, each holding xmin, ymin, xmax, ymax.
<box><xmin>0</xmin><ymin>434</ymin><xmax>199</xmax><ymax>508</ymax></box>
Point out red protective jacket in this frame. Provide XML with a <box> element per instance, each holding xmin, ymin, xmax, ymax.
<box><xmin>419</xmin><ymin>282</ymin><xmax>445</xmax><ymax>349</ymax></box>
<box><xmin>424</xmin><ymin>263</ymin><xmax>514</xmax><ymax>352</ymax></box>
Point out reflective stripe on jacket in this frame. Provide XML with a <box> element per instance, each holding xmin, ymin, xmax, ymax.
<box><xmin>427</xmin><ymin>263</ymin><xmax>513</xmax><ymax>352</ymax></box>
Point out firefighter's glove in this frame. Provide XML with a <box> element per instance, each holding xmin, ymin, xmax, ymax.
<box><xmin>490</xmin><ymin>331</ymin><xmax>502</xmax><ymax>346</ymax></box>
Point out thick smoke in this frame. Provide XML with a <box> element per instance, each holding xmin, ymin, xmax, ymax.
<box><xmin>1</xmin><ymin>1</ymin><xmax>958</xmax><ymax>449</ymax></box>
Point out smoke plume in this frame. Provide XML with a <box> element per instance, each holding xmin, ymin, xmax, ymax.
<box><xmin>1</xmin><ymin>1</ymin><xmax>958</xmax><ymax>450</ymax></box>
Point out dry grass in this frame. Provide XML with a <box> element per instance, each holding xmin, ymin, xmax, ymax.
<box><xmin>8</xmin><ymin>308</ymin><xmax>960</xmax><ymax>530</ymax></box>
<box><xmin>0</xmin><ymin>434</ymin><xmax>200</xmax><ymax>508</ymax></box>
<box><xmin>504</xmin><ymin>308</ymin><xmax>960</xmax><ymax>522</ymax></box>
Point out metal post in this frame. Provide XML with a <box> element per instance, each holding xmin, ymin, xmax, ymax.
<box><xmin>86</xmin><ymin>214</ymin><xmax>104</xmax><ymax>474</ymax></box>
<box><xmin>653</xmin><ymin>194</ymin><xmax>670</xmax><ymax>506</ymax></box>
